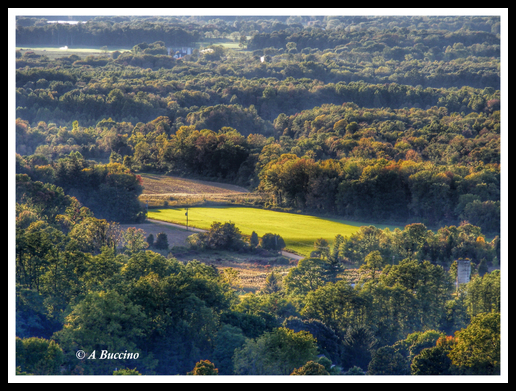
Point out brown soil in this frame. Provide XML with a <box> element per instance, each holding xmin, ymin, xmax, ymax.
<box><xmin>139</xmin><ymin>173</ymin><xmax>249</xmax><ymax>195</ymax></box>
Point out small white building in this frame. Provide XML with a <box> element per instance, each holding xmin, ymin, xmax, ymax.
<box><xmin>456</xmin><ymin>259</ymin><xmax>471</xmax><ymax>289</ymax></box>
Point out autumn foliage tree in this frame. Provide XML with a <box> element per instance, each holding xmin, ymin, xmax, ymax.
<box><xmin>187</xmin><ymin>360</ymin><xmax>219</xmax><ymax>375</ymax></box>
<box><xmin>291</xmin><ymin>360</ymin><xmax>329</xmax><ymax>375</ymax></box>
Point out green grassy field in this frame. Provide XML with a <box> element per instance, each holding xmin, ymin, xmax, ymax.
<box><xmin>147</xmin><ymin>206</ymin><xmax>404</xmax><ymax>257</ymax></box>
<box><xmin>16</xmin><ymin>45</ymin><xmax>132</xmax><ymax>59</ymax></box>
<box><xmin>16</xmin><ymin>39</ymin><xmax>250</xmax><ymax>60</ymax></box>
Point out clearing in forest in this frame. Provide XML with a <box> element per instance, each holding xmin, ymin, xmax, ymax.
<box><xmin>140</xmin><ymin>173</ymin><xmax>249</xmax><ymax>196</ymax></box>
<box><xmin>147</xmin><ymin>206</ymin><xmax>403</xmax><ymax>257</ymax></box>
<box><xmin>138</xmin><ymin>173</ymin><xmax>263</xmax><ymax>207</ymax></box>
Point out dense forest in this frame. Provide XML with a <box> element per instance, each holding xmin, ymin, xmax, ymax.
<box><xmin>14</xmin><ymin>14</ymin><xmax>503</xmax><ymax>377</ymax></box>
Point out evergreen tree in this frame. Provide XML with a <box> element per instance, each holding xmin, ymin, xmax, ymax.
<box><xmin>146</xmin><ymin>233</ymin><xmax>154</xmax><ymax>248</ymax></box>
<box><xmin>154</xmin><ymin>232</ymin><xmax>169</xmax><ymax>250</ymax></box>
<box><xmin>250</xmin><ymin>231</ymin><xmax>259</xmax><ymax>249</ymax></box>
<box><xmin>262</xmin><ymin>271</ymin><xmax>281</xmax><ymax>294</ymax></box>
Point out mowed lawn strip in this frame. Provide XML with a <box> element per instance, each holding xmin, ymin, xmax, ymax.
<box><xmin>147</xmin><ymin>206</ymin><xmax>403</xmax><ymax>257</ymax></box>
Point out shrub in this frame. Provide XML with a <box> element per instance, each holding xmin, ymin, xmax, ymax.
<box><xmin>154</xmin><ymin>232</ymin><xmax>169</xmax><ymax>250</ymax></box>
<box><xmin>260</xmin><ymin>233</ymin><xmax>286</xmax><ymax>252</ymax></box>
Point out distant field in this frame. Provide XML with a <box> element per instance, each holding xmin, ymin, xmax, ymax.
<box><xmin>140</xmin><ymin>173</ymin><xmax>249</xmax><ymax>196</ymax></box>
<box><xmin>196</xmin><ymin>37</ymin><xmax>251</xmax><ymax>50</ymax></box>
<box><xmin>141</xmin><ymin>174</ymin><xmax>405</xmax><ymax>256</ymax></box>
<box><xmin>138</xmin><ymin>173</ymin><xmax>264</xmax><ymax>207</ymax></box>
<box><xmin>16</xmin><ymin>45</ymin><xmax>131</xmax><ymax>59</ymax></box>
<box><xmin>147</xmin><ymin>206</ymin><xmax>404</xmax><ymax>257</ymax></box>
<box><xmin>16</xmin><ymin>39</ymin><xmax>249</xmax><ymax>59</ymax></box>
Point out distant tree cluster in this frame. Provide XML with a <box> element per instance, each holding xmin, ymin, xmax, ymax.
<box><xmin>336</xmin><ymin>223</ymin><xmax>499</xmax><ymax>270</ymax></box>
<box><xmin>259</xmin><ymin>153</ymin><xmax>500</xmax><ymax>234</ymax></box>
<box><xmin>186</xmin><ymin>222</ymin><xmax>286</xmax><ymax>255</ymax></box>
<box><xmin>16</xmin><ymin>152</ymin><xmax>146</xmax><ymax>223</ymax></box>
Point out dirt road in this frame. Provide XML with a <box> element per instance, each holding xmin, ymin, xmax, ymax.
<box><xmin>146</xmin><ymin>218</ymin><xmax>206</xmax><ymax>233</ymax></box>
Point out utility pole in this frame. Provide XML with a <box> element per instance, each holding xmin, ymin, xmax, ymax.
<box><xmin>185</xmin><ymin>207</ymin><xmax>189</xmax><ymax>231</ymax></box>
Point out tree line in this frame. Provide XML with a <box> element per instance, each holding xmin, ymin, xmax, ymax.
<box><xmin>310</xmin><ymin>222</ymin><xmax>499</xmax><ymax>279</ymax></box>
<box><xmin>259</xmin><ymin>154</ymin><xmax>500</xmax><ymax>233</ymax></box>
<box><xmin>16</xmin><ymin>19</ymin><xmax>200</xmax><ymax>48</ymax></box>
<box><xmin>15</xmin><ymin>61</ymin><xmax>500</xmax><ymax>129</ymax></box>
<box><xmin>248</xmin><ymin>23</ymin><xmax>500</xmax><ymax>56</ymax></box>
<box><xmin>16</xmin><ymin>15</ymin><xmax>500</xmax><ymax>50</ymax></box>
